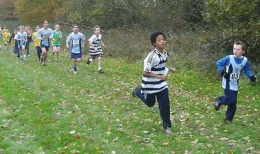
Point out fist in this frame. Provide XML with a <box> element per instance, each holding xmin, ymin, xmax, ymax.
<box><xmin>250</xmin><ymin>76</ymin><xmax>256</xmax><ymax>82</ymax></box>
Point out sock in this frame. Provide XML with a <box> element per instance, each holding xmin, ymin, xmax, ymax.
<box><xmin>73</xmin><ymin>67</ymin><xmax>77</xmax><ymax>71</ymax></box>
<box><xmin>98</xmin><ymin>67</ymin><xmax>102</xmax><ymax>71</ymax></box>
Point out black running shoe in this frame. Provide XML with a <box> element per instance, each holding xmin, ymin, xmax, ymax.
<box><xmin>98</xmin><ymin>69</ymin><xmax>103</xmax><ymax>73</ymax></box>
<box><xmin>87</xmin><ymin>58</ymin><xmax>91</xmax><ymax>65</ymax></box>
<box><xmin>132</xmin><ymin>86</ymin><xmax>141</xmax><ymax>97</ymax></box>
<box><xmin>214</xmin><ymin>98</ymin><xmax>221</xmax><ymax>111</ymax></box>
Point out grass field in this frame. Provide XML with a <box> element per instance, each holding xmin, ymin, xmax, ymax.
<box><xmin>0</xmin><ymin>45</ymin><xmax>259</xmax><ymax>154</ymax></box>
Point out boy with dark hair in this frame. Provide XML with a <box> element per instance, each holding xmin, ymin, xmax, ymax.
<box><xmin>132</xmin><ymin>31</ymin><xmax>176</xmax><ymax>134</ymax></box>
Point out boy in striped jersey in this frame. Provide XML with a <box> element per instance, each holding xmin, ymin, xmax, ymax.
<box><xmin>132</xmin><ymin>31</ymin><xmax>176</xmax><ymax>134</ymax></box>
<box><xmin>87</xmin><ymin>25</ymin><xmax>106</xmax><ymax>73</ymax></box>
<box><xmin>215</xmin><ymin>41</ymin><xmax>256</xmax><ymax>123</ymax></box>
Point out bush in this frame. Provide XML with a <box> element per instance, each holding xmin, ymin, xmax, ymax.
<box><xmin>204</xmin><ymin>0</ymin><xmax>260</xmax><ymax>63</ymax></box>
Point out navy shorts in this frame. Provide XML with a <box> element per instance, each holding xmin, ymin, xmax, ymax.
<box><xmin>71</xmin><ymin>52</ymin><xmax>82</xmax><ymax>59</ymax></box>
<box><xmin>41</xmin><ymin>44</ymin><xmax>49</xmax><ymax>51</ymax></box>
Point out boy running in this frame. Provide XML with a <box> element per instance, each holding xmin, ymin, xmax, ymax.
<box><xmin>37</xmin><ymin>20</ymin><xmax>53</xmax><ymax>66</ymax></box>
<box><xmin>66</xmin><ymin>25</ymin><xmax>85</xmax><ymax>75</ymax></box>
<box><xmin>215</xmin><ymin>41</ymin><xmax>256</xmax><ymax>123</ymax></box>
<box><xmin>52</xmin><ymin>24</ymin><xmax>62</xmax><ymax>61</ymax></box>
<box><xmin>3</xmin><ymin>28</ymin><xmax>11</xmax><ymax>50</ymax></box>
<box><xmin>14</xmin><ymin>26</ymin><xmax>27</xmax><ymax>60</ymax></box>
<box><xmin>132</xmin><ymin>31</ymin><xmax>176</xmax><ymax>134</ymax></box>
<box><xmin>87</xmin><ymin>25</ymin><xmax>106</xmax><ymax>73</ymax></box>
<box><xmin>32</xmin><ymin>25</ymin><xmax>42</xmax><ymax>61</ymax></box>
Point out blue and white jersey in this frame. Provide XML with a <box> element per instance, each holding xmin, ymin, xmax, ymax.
<box><xmin>88</xmin><ymin>34</ymin><xmax>103</xmax><ymax>55</ymax></box>
<box><xmin>141</xmin><ymin>49</ymin><xmax>169</xmax><ymax>94</ymax></box>
<box><xmin>14</xmin><ymin>31</ymin><xmax>27</xmax><ymax>47</ymax></box>
<box><xmin>66</xmin><ymin>32</ymin><xmax>85</xmax><ymax>54</ymax></box>
<box><xmin>37</xmin><ymin>28</ymin><xmax>53</xmax><ymax>46</ymax></box>
<box><xmin>217</xmin><ymin>55</ymin><xmax>253</xmax><ymax>91</ymax></box>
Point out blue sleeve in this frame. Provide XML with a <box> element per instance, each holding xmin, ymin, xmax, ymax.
<box><xmin>216</xmin><ymin>55</ymin><xmax>230</xmax><ymax>73</ymax></box>
<box><xmin>243</xmin><ymin>61</ymin><xmax>253</xmax><ymax>78</ymax></box>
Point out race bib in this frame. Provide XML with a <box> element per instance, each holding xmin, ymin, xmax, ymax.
<box><xmin>73</xmin><ymin>40</ymin><xmax>79</xmax><ymax>45</ymax></box>
<box><xmin>230</xmin><ymin>73</ymin><xmax>240</xmax><ymax>80</ymax></box>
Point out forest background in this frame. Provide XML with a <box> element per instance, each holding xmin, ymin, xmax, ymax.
<box><xmin>0</xmin><ymin>0</ymin><xmax>260</xmax><ymax>75</ymax></box>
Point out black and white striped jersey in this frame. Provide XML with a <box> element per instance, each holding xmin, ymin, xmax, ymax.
<box><xmin>141</xmin><ymin>49</ymin><xmax>169</xmax><ymax>94</ymax></box>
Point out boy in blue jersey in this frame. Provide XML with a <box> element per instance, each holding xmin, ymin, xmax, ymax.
<box><xmin>132</xmin><ymin>31</ymin><xmax>176</xmax><ymax>134</ymax></box>
<box><xmin>215</xmin><ymin>41</ymin><xmax>256</xmax><ymax>123</ymax></box>
<box><xmin>37</xmin><ymin>20</ymin><xmax>53</xmax><ymax>66</ymax></box>
<box><xmin>66</xmin><ymin>25</ymin><xmax>85</xmax><ymax>75</ymax></box>
<box><xmin>14</xmin><ymin>26</ymin><xmax>27</xmax><ymax>60</ymax></box>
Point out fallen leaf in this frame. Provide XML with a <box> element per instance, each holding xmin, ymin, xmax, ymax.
<box><xmin>112</xmin><ymin>137</ymin><xmax>120</xmax><ymax>142</ymax></box>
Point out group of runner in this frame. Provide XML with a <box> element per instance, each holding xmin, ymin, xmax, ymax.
<box><xmin>1</xmin><ymin>22</ymin><xmax>257</xmax><ymax>135</ymax></box>
<box><xmin>0</xmin><ymin>20</ymin><xmax>106</xmax><ymax>74</ymax></box>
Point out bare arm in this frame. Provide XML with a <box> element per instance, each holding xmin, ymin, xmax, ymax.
<box><xmin>66</xmin><ymin>35</ymin><xmax>70</xmax><ymax>49</ymax></box>
<box><xmin>166</xmin><ymin>67</ymin><xmax>176</xmax><ymax>73</ymax></box>
<box><xmin>101</xmin><ymin>40</ymin><xmax>105</xmax><ymax>47</ymax></box>
<box><xmin>88</xmin><ymin>40</ymin><xmax>95</xmax><ymax>48</ymax></box>
<box><xmin>88</xmin><ymin>40</ymin><xmax>98</xmax><ymax>51</ymax></box>
<box><xmin>143</xmin><ymin>71</ymin><xmax>167</xmax><ymax>81</ymax></box>
<box><xmin>82</xmin><ymin>39</ymin><xmax>85</xmax><ymax>48</ymax></box>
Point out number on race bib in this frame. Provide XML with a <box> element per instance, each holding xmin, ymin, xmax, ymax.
<box><xmin>73</xmin><ymin>40</ymin><xmax>79</xmax><ymax>45</ymax></box>
<box><xmin>230</xmin><ymin>73</ymin><xmax>239</xmax><ymax>80</ymax></box>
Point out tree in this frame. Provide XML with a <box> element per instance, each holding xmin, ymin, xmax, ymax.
<box><xmin>0</xmin><ymin>0</ymin><xmax>16</xmax><ymax>19</ymax></box>
<box><xmin>14</xmin><ymin>0</ymin><xmax>65</xmax><ymax>25</ymax></box>
<box><xmin>204</xmin><ymin>0</ymin><xmax>260</xmax><ymax>62</ymax></box>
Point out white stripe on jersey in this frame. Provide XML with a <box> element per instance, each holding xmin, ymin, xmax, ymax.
<box><xmin>222</xmin><ymin>55</ymin><xmax>247</xmax><ymax>91</ymax></box>
<box><xmin>141</xmin><ymin>49</ymin><xmax>168</xmax><ymax>94</ymax></box>
<box><xmin>89</xmin><ymin>34</ymin><xmax>103</xmax><ymax>54</ymax></box>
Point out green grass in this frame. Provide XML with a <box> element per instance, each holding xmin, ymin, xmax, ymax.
<box><xmin>0</xmin><ymin>45</ymin><xmax>259</xmax><ymax>154</ymax></box>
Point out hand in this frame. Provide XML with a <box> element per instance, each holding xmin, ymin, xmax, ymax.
<box><xmin>250</xmin><ymin>76</ymin><xmax>256</xmax><ymax>82</ymax></box>
<box><xmin>160</xmin><ymin>74</ymin><xmax>167</xmax><ymax>81</ymax></box>
<box><xmin>169</xmin><ymin>67</ymin><xmax>176</xmax><ymax>73</ymax></box>
<box><xmin>66</xmin><ymin>45</ymin><xmax>69</xmax><ymax>49</ymax></box>
<box><xmin>221</xmin><ymin>70</ymin><xmax>230</xmax><ymax>79</ymax></box>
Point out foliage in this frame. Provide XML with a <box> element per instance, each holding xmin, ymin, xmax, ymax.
<box><xmin>14</xmin><ymin>0</ymin><xmax>65</xmax><ymax>25</ymax></box>
<box><xmin>0</xmin><ymin>0</ymin><xmax>15</xmax><ymax>20</ymax></box>
<box><xmin>182</xmin><ymin>0</ymin><xmax>206</xmax><ymax>29</ymax></box>
<box><xmin>204</xmin><ymin>0</ymin><xmax>260</xmax><ymax>62</ymax></box>
<box><xmin>5</xmin><ymin>0</ymin><xmax>206</xmax><ymax>31</ymax></box>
